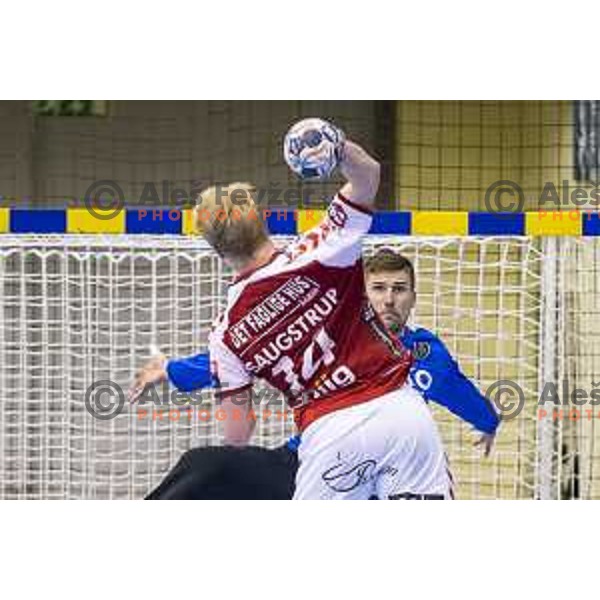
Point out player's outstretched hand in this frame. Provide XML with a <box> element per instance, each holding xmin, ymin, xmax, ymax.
<box><xmin>474</xmin><ymin>432</ymin><xmax>496</xmax><ymax>458</ymax></box>
<box><xmin>128</xmin><ymin>354</ymin><xmax>167</xmax><ymax>403</ymax></box>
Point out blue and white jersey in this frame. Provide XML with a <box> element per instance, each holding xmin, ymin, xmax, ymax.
<box><xmin>400</xmin><ymin>326</ymin><xmax>499</xmax><ymax>435</ymax></box>
<box><xmin>166</xmin><ymin>325</ymin><xmax>499</xmax><ymax>437</ymax></box>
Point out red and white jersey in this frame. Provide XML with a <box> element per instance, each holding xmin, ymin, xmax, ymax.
<box><xmin>209</xmin><ymin>193</ymin><xmax>413</xmax><ymax>432</ymax></box>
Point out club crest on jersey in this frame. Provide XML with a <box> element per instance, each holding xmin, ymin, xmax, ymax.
<box><xmin>413</xmin><ymin>341</ymin><xmax>431</xmax><ymax>360</ymax></box>
<box><xmin>328</xmin><ymin>202</ymin><xmax>348</xmax><ymax>228</ymax></box>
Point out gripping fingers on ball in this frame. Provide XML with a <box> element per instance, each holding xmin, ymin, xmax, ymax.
<box><xmin>326</xmin><ymin>125</ymin><xmax>346</xmax><ymax>172</ymax></box>
<box><xmin>301</xmin><ymin>142</ymin><xmax>340</xmax><ymax>179</ymax></box>
<box><xmin>302</xmin><ymin>144</ymin><xmax>330</xmax><ymax>163</ymax></box>
<box><xmin>323</xmin><ymin>123</ymin><xmax>346</xmax><ymax>156</ymax></box>
<box><xmin>334</xmin><ymin>135</ymin><xmax>346</xmax><ymax>164</ymax></box>
<box><xmin>284</xmin><ymin>118</ymin><xmax>346</xmax><ymax>180</ymax></box>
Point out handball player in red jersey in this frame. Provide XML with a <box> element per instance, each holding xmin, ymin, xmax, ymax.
<box><xmin>201</xmin><ymin>119</ymin><xmax>451</xmax><ymax>499</ymax></box>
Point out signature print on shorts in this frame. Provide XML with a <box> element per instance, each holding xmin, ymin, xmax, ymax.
<box><xmin>321</xmin><ymin>453</ymin><xmax>398</xmax><ymax>492</ymax></box>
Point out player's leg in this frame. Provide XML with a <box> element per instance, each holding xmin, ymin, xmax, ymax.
<box><xmin>294</xmin><ymin>441</ymin><xmax>377</xmax><ymax>500</ymax></box>
<box><xmin>293</xmin><ymin>385</ymin><xmax>451</xmax><ymax>500</ymax></box>
<box><xmin>232</xmin><ymin>445</ymin><xmax>298</xmax><ymax>499</ymax></box>
<box><xmin>293</xmin><ymin>402</ymin><xmax>387</xmax><ymax>500</ymax></box>
<box><xmin>146</xmin><ymin>445</ymin><xmax>297</xmax><ymax>500</ymax></box>
<box><xmin>145</xmin><ymin>447</ymin><xmax>228</xmax><ymax>499</ymax></box>
<box><xmin>373</xmin><ymin>385</ymin><xmax>453</xmax><ymax>500</ymax></box>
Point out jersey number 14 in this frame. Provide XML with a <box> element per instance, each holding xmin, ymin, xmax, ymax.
<box><xmin>272</xmin><ymin>327</ymin><xmax>336</xmax><ymax>397</ymax></box>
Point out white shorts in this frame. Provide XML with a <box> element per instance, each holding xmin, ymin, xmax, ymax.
<box><xmin>293</xmin><ymin>384</ymin><xmax>452</xmax><ymax>500</ymax></box>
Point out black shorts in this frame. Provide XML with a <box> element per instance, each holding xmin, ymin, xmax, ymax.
<box><xmin>146</xmin><ymin>444</ymin><xmax>298</xmax><ymax>500</ymax></box>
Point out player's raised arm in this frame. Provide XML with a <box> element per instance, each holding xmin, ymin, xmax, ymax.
<box><xmin>338</xmin><ymin>140</ymin><xmax>381</xmax><ymax>211</ymax></box>
<box><xmin>283</xmin><ymin>118</ymin><xmax>380</xmax><ymax>210</ymax></box>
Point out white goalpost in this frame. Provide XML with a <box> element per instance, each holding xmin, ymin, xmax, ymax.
<box><xmin>0</xmin><ymin>233</ymin><xmax>597</xmax><ymax>499</ymax></box>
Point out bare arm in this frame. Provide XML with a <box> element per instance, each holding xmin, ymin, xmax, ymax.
<box><xmin>338</xmin><ymin>140</ymin><xmax>381</xmax><ymax>211</ymax></box>
<box><xmin>219</xmin><ymin>388</ymin><xmax>256</xmax><ymax>446</ymax></box>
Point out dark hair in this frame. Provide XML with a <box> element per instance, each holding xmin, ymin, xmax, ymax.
<box><xmin>364</xmin><ymin>249</ymin><xmax>416</xmax><ymax>290</ymax></box>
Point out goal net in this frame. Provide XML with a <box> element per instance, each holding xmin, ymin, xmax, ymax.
<box><xmin>0</xmin><ymin>233</ymin><xmax>596</xmax><ymax>499</ymax></box>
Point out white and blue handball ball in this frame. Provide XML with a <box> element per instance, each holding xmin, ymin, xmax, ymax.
<box><xmin>283</xmin><ymin>118</ymin><xmax>346</xmax><ymax>180</ymax></box>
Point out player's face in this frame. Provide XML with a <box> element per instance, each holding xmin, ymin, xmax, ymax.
<box><xmin>366</xmin><ymin>269</ymin><xmax>416</xmax><ymax>333</ymax></box>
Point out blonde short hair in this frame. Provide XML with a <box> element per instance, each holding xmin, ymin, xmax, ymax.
<box><xmin>195</xmin><ymin>182</ymin><xmax>268</xmax><ymax>262</ymax></box>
